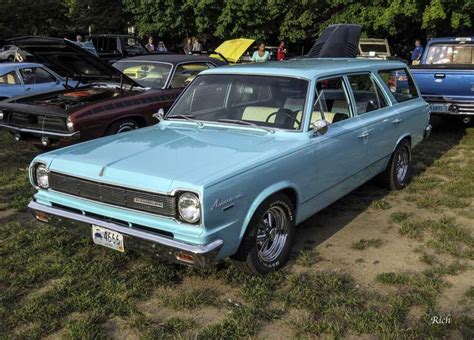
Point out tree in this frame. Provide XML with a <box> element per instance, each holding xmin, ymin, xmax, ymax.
<box><xmin>0</xmin><ymin>0</ymin><xmax>68</xmax><ymax>39</ymax></box>
<box><xmin>64</xmin><ymin>0</ymin><xmax>129</xmax><ymax>35</ymax></box>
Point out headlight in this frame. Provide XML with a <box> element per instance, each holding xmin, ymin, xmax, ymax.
<box><xmin>0</xmin><ymin>110</ymin><xmax>4</xmax><ymax>120</ymax></box>
<box><xmin>177</xmin><ymin>192</ymin><xmax>201</xmax><ymax>223</ymax></box>
<box><xmin>66</xmin><ymin>116</ymin><xmax>74</xmax><ymax>132</ymax></box>
<box><xmin>35</xmin><ymin>163</ymin><xmax>49</xmax><ymax>189</ymax></box>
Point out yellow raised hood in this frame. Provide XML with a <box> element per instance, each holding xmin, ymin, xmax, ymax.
<box><xmin>212</xmin><ymin>38</ymin><xmax>255</xmax><ymax>63</ymax></box>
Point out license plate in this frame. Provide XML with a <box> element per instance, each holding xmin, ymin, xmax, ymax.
<box><xmin>429</xmin><ymin>103</ymin><xmax>449</xmax><ymax>113</ymax></box>
<box><xmin>92</xmin><ymin>225</ymin><xmax>124</xmax><ymax>252</ymax></box>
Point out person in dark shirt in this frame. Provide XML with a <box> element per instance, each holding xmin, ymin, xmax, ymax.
<box><xmin>411</xmin><ymin>39</ymin><xmax>424</xmax><ymax>65</ymax></box>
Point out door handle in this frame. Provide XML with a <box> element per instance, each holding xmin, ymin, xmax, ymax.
<box><xmin>358</xmin><ymin>132</ymin><xmax>370</xmax><ymax>139</ymax></box>
<box><xmin>434</xmin><ymin>73</ymin><xmax>445</xmax><ymax>79</ymax></box>
<box><xmin>392</xmin><ymin>118</ymin><xmax>403</xmax><ymax>124</ymax></box>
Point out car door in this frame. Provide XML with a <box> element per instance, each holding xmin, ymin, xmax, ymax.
<box><xmin>378</xmin><ymin>68</ymin><xmax>427</xmax><ymax>146</ymax></box>
<box><xmin>304</xmin><ymin>75</ymin><xmax>369</xmax><ymax>211</ymax></box>
<box><xmin>18</xmin><ymin>67</ymin><xmax>60</xmax><ymax>95</ymax></box>
<box><xmin>346</xmin><ymin>72</ymin><xmax>399</xmax><ymax>177</ymax></box>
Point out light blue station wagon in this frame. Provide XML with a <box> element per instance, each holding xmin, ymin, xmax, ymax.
<box><xmin>28</xmin><ymin>58</ymin><xmax>431</xmax><ymax>274</ymax></box>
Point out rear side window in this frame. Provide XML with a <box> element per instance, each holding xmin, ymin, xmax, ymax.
<box><xmin>347</xmin><ymin>73</ymin><xmax>387</xmax><ymax>114</ymax></box>
<box><xmin>378</xmin><ymin>69</ymin><xmax>419</xmax><ymax>102</ymax></box>
<box><xmin>0</xmin><ymin>71</ymin><xmax>20</xmax><ymax>85</ymax></box>
<box><xmin>92</xmin><ymin>37</ymin><xmax>118</xmax><ymax>53</ymax></box>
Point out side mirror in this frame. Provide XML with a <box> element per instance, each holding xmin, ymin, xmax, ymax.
<box><xmin>153</xmin><ymin>108</ymin><xmax>165</xmax><ymax>121</ymax></box>
<box><xmin>311</xmin><ymin>120</ymin><xmax>329</xmax><ymax>137</ymax></box>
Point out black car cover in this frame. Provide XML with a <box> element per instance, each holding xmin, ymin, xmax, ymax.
<box><xmin>306</xmin><ymin>24</ymin><xmax>362</xmax><ymax>58</ymax></box>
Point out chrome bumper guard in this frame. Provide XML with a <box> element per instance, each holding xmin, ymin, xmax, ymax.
<box><xmin>424</xmin><ymin>124</ymin><xmax>432</xmax><ymax>138</ymax></box>
<box><xmin>28</xmin><ymin>201</ymin><xmax>223</xmax><ymax>268</ymax></box>
<box><xmin>0</xmin><ymin>123</ymin><xmax>80</xmax><ymax>139</ymax></box>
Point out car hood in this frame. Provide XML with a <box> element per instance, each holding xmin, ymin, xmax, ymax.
<box><xmin>213</xmin><ymin>38</ymin><xmax>255</xmax><ymax>63</ymax></box>
<box><xmin>44</xmin><ymin>123</ymin><xmax>301</xmax><ymax>193</ymax></box>
<box><xmin>7</xmin><ymin>37</ymin><xmax>140</xmax><ymax>87</ymax></box>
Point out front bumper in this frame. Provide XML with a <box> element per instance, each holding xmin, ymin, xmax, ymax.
<box><xmin>28</xmin><ymin>201</ymin><xmax>223</xmax><ymax>268</ymax></box>
<box><xmin>0</xmin><ymin>123</ymin><xmax>80</xmax><ymax>140</ymax></box>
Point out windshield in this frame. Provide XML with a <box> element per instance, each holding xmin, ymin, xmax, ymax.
<box><xmin>166</xmin><ymin>74</ymin><xmax>308</xmax><ymax>131</ymax></box>
<box><xmin>425</xmin><ymin>44</ymin><xmax>474</xmax><ymax>64</ymax></box>
<box><xmin>113</xmin><ymin>61</ymin><xmax>172</xmax><ymax>89</ymax></box>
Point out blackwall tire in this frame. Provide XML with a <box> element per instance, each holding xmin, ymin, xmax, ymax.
<box><xmin>380</xmin><ymin>139</ymin><xmax>411</xmax><ymax>190</ymax></box>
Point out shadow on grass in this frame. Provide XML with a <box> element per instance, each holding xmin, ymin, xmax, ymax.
<box><xmin>291</xmin><ymin>118</ymin><xmax>467</xmax><ymax>257</ymax></box>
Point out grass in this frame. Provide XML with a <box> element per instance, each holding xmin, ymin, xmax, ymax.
<box><xmin>351</xmin><ymin>238</ymin><xmax>384</xmax><ymax>250</ymax></box>
<box><xmin>0</xmin><ymin>123</ymin><xmax>473</xmax><ymax>338</ymax></box>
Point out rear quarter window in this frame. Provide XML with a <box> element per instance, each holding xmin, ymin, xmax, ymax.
<box><xmin>378</xmin><ymin>69</ymin><xmax>419</xmax><ymax>103</ymax></box>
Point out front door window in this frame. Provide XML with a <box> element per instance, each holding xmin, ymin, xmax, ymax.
<box><xmin>311</xmin><ymin>77</ymin><xmax>352</xmax><ymax>125</ymax></box>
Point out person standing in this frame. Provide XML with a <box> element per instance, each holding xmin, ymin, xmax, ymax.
<box><xmin>411</xmin><ymin>39</ymin><xmax>424</xmax><ymax>65</ymax></box>
<box><xmin>251</xmin><ymin>42</ymin><xmax>270</xmax><ymax>62</ymax></box>
<box><xmin>145</xmin><ymin>37</ymin><xmax>155</xmax><ymax>52</ymax></box>
<box><xmin>277</xmin><ymin>41</ymin><xmax>286</xmax><ymax>61</ymax></box>
<box><xmin>192</xmin><ymin>37</ymin><xmax>202</xmax><ymax>53</ymax></box>
<box><xmin>157</xmin><ymin>41</ymin><xmax>167</xmax><ymax>52</ymax></box>
<box><xmin>184</xmin><ymin>37</ymin><xmax>193</xmax><ymax>54</ymax></box>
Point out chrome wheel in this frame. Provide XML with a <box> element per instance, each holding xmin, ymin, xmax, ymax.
<box><xmin>256</xmin><ymin>205</ymin><xmax>289</xmax><ymax>263</ymax></box>
<box><xmin>116</xmin><ymin>125</ymin><xmax>136</xmax><ymax>133</ymax></box>
<box><xmin>396</xmin><ymin>148</ymin><xmax>409</xmax><ymax>183</ymax></box>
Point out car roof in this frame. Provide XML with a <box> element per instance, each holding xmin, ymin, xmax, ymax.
<box><xmin>115</xmin><ymin>54</ymin><xmax>227</xmax><ymax>66</ymax></box>
<box><xmin>0</xmin><ymin>62</ymin><xmax>44</xmax><ymax>70</ymax></box>
<box><xmin>428</xmin><ymin>37</ymin><xmax>474</xmax><ymax>44</ymax></box>
<box><xmin>201</xmin><ymin>58</ymin><xmax>407</xmax><ymax>80</ymax></box>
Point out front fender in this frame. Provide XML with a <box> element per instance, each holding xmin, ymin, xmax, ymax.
<box><xmin>239</xmin><ymin>181</ymin><xmax>299</xmax><ymax>241</ymax></box>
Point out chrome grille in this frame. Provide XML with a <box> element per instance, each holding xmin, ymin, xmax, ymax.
<box><xmin>9</xmin><ymin>112</ymin><xmax>67</xmax><ymax>132</ymax></box>
<box><xmin>49</xmin><ymin>172</ymin><xmax>176</xmax><ymax>216</ymax></box>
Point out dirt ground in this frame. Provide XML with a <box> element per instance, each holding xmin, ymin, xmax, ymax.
<box><xmin>0</xmin><ymin>119</ymin><xmax>473</xmax><ymax>339</ymax></box>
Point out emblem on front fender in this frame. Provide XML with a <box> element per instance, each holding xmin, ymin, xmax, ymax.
<box><xmin>211</xmin><ymin>193</ymin><xmax>244</xmax><ymax>211</ymax></box>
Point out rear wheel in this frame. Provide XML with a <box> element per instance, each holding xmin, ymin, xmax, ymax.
<box><xmin>106</xmin><ymin>119</ymin><xmax>140</xmax><ymax>135</ymax></box>
<box><xmin>380</xmin><ymin>139</ymin><xmax>411</xmax><ymax>190</ymax></box>
<box><xmin>231</xmin><ymin>193</ymin><xmax>295</xmax><ymax>275</ymax></box>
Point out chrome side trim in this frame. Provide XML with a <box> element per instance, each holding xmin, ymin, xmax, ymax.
<box><xmin>28</xmin><ymin>200</ymin><xmax>222</xmax><ymax>255</ymax></box>
<box><xmin>0</xmin><ymin>123</ymin><xmax>80</xmax><ymax>138</ymax></box>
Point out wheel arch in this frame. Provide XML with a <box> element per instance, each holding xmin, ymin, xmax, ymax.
<box><xmin>394</xmin><ymin>134</ymin><xmax>412</xmax><ymax>159</ymax></box>
<box><xmin>105</xmin><ymin>114</ymin><xmax>147</xmax><ymax>133</ymax></box>
<box><xmin>238</xmin><ymin>182</ymin><xmax>299</xmax><ymax>241</ymax></box>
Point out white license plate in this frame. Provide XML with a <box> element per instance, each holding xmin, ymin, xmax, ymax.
<box><xmin>429</xmin><ymin>103</ymin><xmax>449</xmax><ymax>113</ymax></box>
<box><xmin>92</xmin><ymin>225</ymin><xmax>124</xmax><ymax>252</ymax></box>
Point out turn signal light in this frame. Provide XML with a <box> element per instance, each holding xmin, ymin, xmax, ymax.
<box><xmin>175</xmin><ymin>252</ymin><xmax>194</xmax><ymax>264</ymax></box>
<box><xmin>35</xmin><ymin>211</ymin><xmax>50</xmax><ymax>223</ymax></box>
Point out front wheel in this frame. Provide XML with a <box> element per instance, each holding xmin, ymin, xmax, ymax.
<box><xmin>231</xmin><ymin>193</ymin><xmax>295</xmax><ymax>275</ymax></box>
<box><xmin>106</xmin><ymin>119</ymin><xmax>140</xmax><ymax>135</ymax></box>
<box><xmin>380</xmin><ymin>139</ymin><xmax>411</xmax><ymax>190</ymax></box>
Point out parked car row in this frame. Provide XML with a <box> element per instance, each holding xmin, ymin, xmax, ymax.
<box><xmin>0</xmin><ymin>37</ymin><xmax>225</xmax><ymax>147</ymax></box>
<box><xmin>3</xmin><ymin>25</ymin><xmax>471</xmax><ymax>275</ymax></box>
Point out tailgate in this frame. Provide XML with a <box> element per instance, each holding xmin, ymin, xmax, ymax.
<box><xmin>411</xmin><ymin>67</ymin><xmax>474</xmax><ymax>98</ymax></box>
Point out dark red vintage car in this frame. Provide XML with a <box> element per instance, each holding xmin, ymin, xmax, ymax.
<box><xmin>0</xmin><ymin>37</ymin><xmax>226</xmax><ymax>147</ymax></box>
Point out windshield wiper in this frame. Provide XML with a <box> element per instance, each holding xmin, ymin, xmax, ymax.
<box><xmin>166</xmin><ymin>114</ymin><xmax>203</xmax><ymax>127</ymax></box>
<box><xmin>217</xmin><ymin>119</ymin><xmax>274</xmax><ymax>134</ymax></box>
